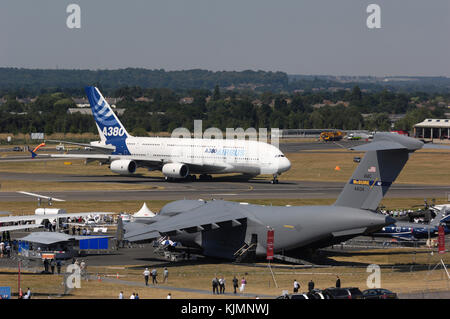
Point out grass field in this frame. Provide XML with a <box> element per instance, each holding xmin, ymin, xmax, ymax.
<box><xmin>2</xmin><ymin>253</ymin><xmax>450</xmax><ymax>299</ymax></box>
<box><xmin>281</xmin><ymin>149</ymin><xmax>450</xmax><ymax>185</ymax></box>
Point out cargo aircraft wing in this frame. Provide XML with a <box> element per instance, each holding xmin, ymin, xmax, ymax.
<box><xmin>124</xmin><ymin>200</ymin><xmax>255</xmax><ymax>242</ymax></box>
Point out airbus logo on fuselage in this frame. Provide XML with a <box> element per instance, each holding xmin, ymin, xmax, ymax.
<box><xmin>204</xmin><ymin>148</ymin><xmax>245</xmax><ymax>157</ymax></box>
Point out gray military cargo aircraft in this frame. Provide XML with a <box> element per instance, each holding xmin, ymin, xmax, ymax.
<box><xmin>123</xmin><ymin>133</ymin><xmax>424</xmax><ymax>260</ymax></box>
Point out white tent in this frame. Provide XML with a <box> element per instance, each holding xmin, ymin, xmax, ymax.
<box><xmin>133</xmin><ymin>203</ymin><xmax>156</xmax><ymax>218</ymax></box>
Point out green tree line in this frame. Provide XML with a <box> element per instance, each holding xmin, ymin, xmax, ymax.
<box><xmin>0</xmin><ymin>86</ymin><xmax>447</xmax><ymax>136</ymax></box>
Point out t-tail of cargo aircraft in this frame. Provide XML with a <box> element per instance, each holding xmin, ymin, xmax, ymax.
<box><xmin>334</xmin><ymin>133</ymin><xmax>424</xmax><ymax>211</ymax></box>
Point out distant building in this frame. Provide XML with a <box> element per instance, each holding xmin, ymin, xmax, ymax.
<box><xmin>179</xmin><ymin>97</ymin><xmax>194</xmax><ymax>105</ymax></box>
<box><xmin>414</xmin><ymin>119</ymin><xmax>450</xmax><ymax>139</ymax></box>
<box><xmin>73</xmin><ymin>98</ymin><xmax>89</xmax><ymax>108</ymax></box>
<box><xmin>134</xmin><ymin>97</ymin><xmax>153</xmax><ymax>103</ymax></box>
<box><xmin>388</xmin><ymin>114</ymin><xmax>406</xmax><ymax>123</ymax></box>
<box><xmin>67</xmin><ymin>108</ymin><xmax>125</xmax><ymax>116</ymax></box>
<box><xmin>312</xmin><ymin>100</ymin><xmax>349</xmax><ymax>108</ymax></box>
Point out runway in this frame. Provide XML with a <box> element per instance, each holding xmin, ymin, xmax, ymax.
<box><xmin>0</xmin><ymin>171</ymin><xmax>449</xmax><ymax>201</ymax></box>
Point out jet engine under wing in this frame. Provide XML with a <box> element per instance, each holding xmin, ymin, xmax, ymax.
<box><xmin>124</xmin><ymin>200</ymin><xmax>250</xmax><ymax>242</ymax></box>
<box><xmin>49</xmin><ymin>153</ymin><xmax>163</xmax><ymax>168</ymax></box>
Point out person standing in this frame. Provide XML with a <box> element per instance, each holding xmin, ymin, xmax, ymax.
<box><xmin>336</xmin><ymin>276</ymin><xmax>341</xmax><ymax>288</ymax></box>
<box><xmin>308</xmin><ymin>279</ymin><xmax>315</xmax><ymax>292</ymax></box>
<box><xmin>143</xmin><ymin>268</ymin><xmax>150</xmax><ymax>286</ymax></box>
<box><xmin>56</xmin><ymin>260</ymin><xmax>62</xmax><ymax>274</ymax></box>
<box><xmin>80</xmin><ymin>260</ymin><xmax>86</xmax><ymax>279</ymax></box>
<box><xmin>26</xmin><ymin>288</ymin><xmax>31</xmax><ymax>299</ymax></box>
<box><xmin>43</xmin><ymin>258</ymin><xmax>49</xmax><ymax>273</ymax></box>
<box><xmin>163</xmin><ymin>267</ymin><xmax>169</xmax><ymax>283</ymax></box>
<box><xmin>151</xmin><ymin>268</ymin><xmax>158</xmax><ymax>284</ymax></box>
<box><xmin>212</xmin><ymin>277</ymin><xmax>219</xmax><ymax>294</ymax></box>
<box><xmin>130</xmin><ymin>292</ymin><xmax>135</xmax><ymax>299</ymax></box>
<box><xmin>167</xmin><ymin>293</ymin><xmax>172</xmax><ymax>299</ymax></box>
<box><xmin>135</xmin><ymin>293</ymin><xmax>139</xmax><ymax>300</ymax></box>
<box><xmin>50</xmin><ymin>259</ymin><xmax>55</xmax><ymax>274</ymax></box>
<box><xmin>240</xmin><ymin>277</ymin><xmax>247</xmax><ymax>293</ymax></box>
<box><xmin>119</xmin><ymin>291</ymin><xmax>123</xmax><ymax>299</ymax></box>
<box><xmin>293</xmin><ymin>279</ymin><xmax>300</xmax><ymax>293</ymax></box>
<box><xmin>232</xmin><ymin>276</ymin><xmax>238</xmax><ymax>294</ymax></box>
<box><xmin>219</xmin><ymin>276</ymin><xmax>226</xmax><ymax>294</ymax></box>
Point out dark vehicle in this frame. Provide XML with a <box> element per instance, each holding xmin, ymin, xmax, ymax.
<box><xmin>362</xmin><ymin>289</ymin><xmax>398</xmax><ymax>299</ymax></box>
<box><xmin>346</xmin><ymin>287</ymin><xmax>363</xmax><ymax>299</ymax></box>
<box><xmin>307</xmin><ymin>289</ymin><xmax>328</xmax><ymax>299</ymax></box>
<box><xmin>322</xmin><ymin>287</ymin><xmax>363</xmax><ymax>299</ymax></box>
<box><xmin>12</xmin><ymin>146</ymin><xmax>22</xmax><ymax>151</ymax></box>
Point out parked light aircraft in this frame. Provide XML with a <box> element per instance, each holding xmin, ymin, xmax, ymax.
<box><xmin>123</xmin><ymin>133</ymin><xmax>423</xmax><ymax>260</ymax></box>
<box><xmin>0</xmin><ymin>192</ymin><xmax>114</xmax><ymax>232</ymax></box>
<box><xmin>41</xmin><ymin>86</ymin><xmax>291</xmax><ymax>183</ymax></box>
<box><xmin>370</xmin><ymin>206</ymin><xmax>450</xmax><ymax>241</ymax></box>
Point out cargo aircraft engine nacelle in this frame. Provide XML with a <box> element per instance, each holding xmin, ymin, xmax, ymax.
<box><xmin>162</xmin><ymin>163</ymin><xmax>189</xmax><ymax>179</ymax></box>
<box><xmin>110</xmin><ymin>159</ymin><xmax>137</xmax><ymax>175</ymax></box>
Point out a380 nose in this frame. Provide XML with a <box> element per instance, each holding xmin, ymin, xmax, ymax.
<box><xmin>278</xmin><ymin>157</ymin><xmax>291</xmax><ymax>173</ymax></box>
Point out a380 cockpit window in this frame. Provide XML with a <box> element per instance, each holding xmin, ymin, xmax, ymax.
<box><xmin>275</xmin><ymin>154</ymin><xmax>285</xmax><ymax>158</ymax></box>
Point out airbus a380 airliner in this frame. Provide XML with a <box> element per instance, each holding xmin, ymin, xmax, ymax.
<box><xmin>46</xmin><ymin>87</ymin><xmax>291</xmax><ymax>183</ymax></box>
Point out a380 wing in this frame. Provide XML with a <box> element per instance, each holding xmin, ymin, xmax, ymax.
<box><xmin>49</xmin><ymin>153</ymin><xmax>163</xmax><ymax>167</ymax></box>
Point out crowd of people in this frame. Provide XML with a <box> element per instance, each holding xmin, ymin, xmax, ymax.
<box><xmin>0</xmin><ymin>231</ymin><xmax>16</xmax><ymax>259</ymax></box>
<box><xmin>142</xmin><ymin>267</ymin><xmax>169</xmax><ymax>286</ymax></box>
<box><xmin>211</xmin><ymin>275</ymin><xmax>247</xmax><ymax>295</ymax></box>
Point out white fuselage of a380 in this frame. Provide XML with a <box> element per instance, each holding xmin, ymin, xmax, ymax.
<box><xmin>103</xmin><ymin>136</ymin><xmax>291</xmax><ymax>179</ymax></box>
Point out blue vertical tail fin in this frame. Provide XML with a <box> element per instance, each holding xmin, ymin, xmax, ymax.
<box><xmin>85</xmin><ymin>86</ymin><xmax>131</xmax><ymax>141</ymax></box>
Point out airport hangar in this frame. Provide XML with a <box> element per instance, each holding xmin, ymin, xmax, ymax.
<box><xmin>414</xmin><ymin>119</ymin><xmax>450</xmax><ymax>140</ymax></box>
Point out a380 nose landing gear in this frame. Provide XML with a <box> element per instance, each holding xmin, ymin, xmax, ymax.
<box><xmin>270</xmin><ymin>174</ymin><xmax>279</xmax><ymax>184</ymax></box>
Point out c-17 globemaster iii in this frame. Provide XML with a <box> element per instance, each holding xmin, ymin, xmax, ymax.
<box><xmin>123</xmin><ymin>133</ymin><xmax>424</xmax><ymax>261</ymax></box>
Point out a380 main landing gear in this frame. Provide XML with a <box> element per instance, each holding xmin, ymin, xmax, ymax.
<box><xmin>199</xmin><ymin>174</ymin><xmax>213</xmax><ymax>181</ymax></box>
<box><xmin>270</xmin><ymin>174</ymin><xmax>279</xmax><ymax>184</ymax></box>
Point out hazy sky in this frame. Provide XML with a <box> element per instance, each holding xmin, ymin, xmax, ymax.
<box><xmin>1</xmin><ymin>1</ymin><xmax>449</xmax><ymax>76</ymax></box>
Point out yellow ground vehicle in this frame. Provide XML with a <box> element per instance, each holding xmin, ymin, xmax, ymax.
<box><xmin>320</xmin><ymin>131</ymin><xmax>343</xmax><ymax>142</ymax></box>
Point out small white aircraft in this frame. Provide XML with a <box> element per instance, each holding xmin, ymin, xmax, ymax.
<box><xmin>0</xmin><ymin>192</ymin><xmax>115</xmax><ymax>232</ymax></box>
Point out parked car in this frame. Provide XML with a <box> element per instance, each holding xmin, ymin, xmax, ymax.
<box><xmin>307</xmin><ymin>289</ymin><xmax>328</xmax><ymax>299</ymax></box>
<box><xmin>362</xmin><ymin>289</ymin><xmax>398</xmax><ymax>299</ymax></box>
<box><xmin>346</xmin><ymin>287</ymin><xmax>364</xmax><ymax>299</ymax></box>
<box><xmin>12</xmin><ymin>146</ymin><xmax>22</xmax><ymax>151</ymax></box>
<box><xmin>276</xmin><ymin>293</ymin><xmax>310</xmax><ymax>299</ymax></box>
<box><xmin>322</xmin><ymin>287</ymin><xmax>363</xmax><ymax>299</ymax></box>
